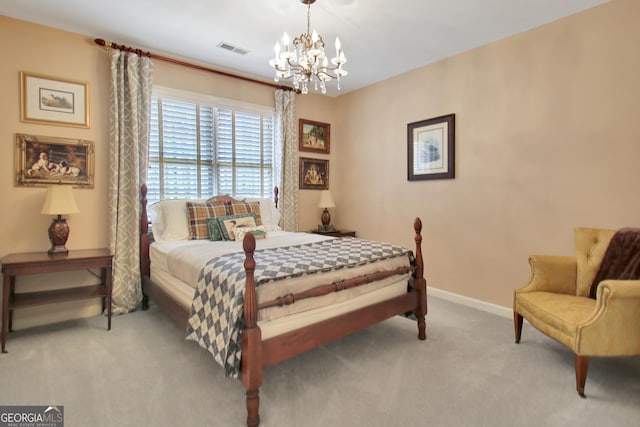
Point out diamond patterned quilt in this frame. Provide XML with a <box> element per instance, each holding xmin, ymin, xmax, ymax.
<box><xmin>185</xmin><ymin>237</ymin><xmax>411</xmax><ymax>377</ymax></box>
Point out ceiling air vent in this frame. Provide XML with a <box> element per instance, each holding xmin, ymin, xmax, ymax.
<box><xmin>217</xmin><ymin>42</ymin><xmax>249</xmax><ymax>56</ymax></box>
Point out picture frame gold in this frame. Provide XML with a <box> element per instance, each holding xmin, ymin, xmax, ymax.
<box><xmin>299</xmin><ymin>119</ymin><xmax>330</xmax><ymax>154</ymax></box>
<box><xmin>20</xmin><ymin>71</ymin><xmax>90</xmax><ymax>128</ymax></box>
<box><xmin>15</xmin><ymin>133</ymin><xmax>95</xmax><ymax>188</ymax></box>
<box><xmin>299</xmin><ymin>157</ymin><xmax>329</xmax><ymax>190</ymax></box>
<box><xmin>407</xmin><ymin>114</ymin><xmax>455</xmax><ymax>181</ymax></box>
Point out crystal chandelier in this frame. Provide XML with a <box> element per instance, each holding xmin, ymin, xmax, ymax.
<box><xmin>269</xmin><ymin>0</ymin><xmax>348</xmax><ymax>94</ymax></box>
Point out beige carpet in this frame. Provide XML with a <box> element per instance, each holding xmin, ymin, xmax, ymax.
<box><xmin>1</xmin><ymin>295</ymin><xmax>639</xmax><ymax>426</ymax></box>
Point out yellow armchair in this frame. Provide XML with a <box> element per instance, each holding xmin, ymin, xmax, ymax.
<box><xmin>513</xmin><ymin>227</ymin><xmax>640</xmax><ymax>397</ymax></box>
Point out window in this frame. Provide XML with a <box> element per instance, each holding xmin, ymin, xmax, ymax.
<box><xmin>147</xmin><ymin>87</ymin><xmax>274</xmax><ymax>204</ymax></box>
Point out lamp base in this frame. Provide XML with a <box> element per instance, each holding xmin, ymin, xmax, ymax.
<box><xmin>321</xmin><ymin>208</ymin><xmax>331</xmax><ymax>226</ymax></box>
<box><xmin>319</xmin><ymin>208</ymin><xmax>336</xmax><ymax>232</ymax></box>
<box><xmin>48</xmin><ymin>215</ymin><xmax>69</xmax><ymax>255</ymax></box>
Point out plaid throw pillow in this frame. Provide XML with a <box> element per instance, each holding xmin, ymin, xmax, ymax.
<box><xmin>186</xmin><ymin>201</ymin><xmax>228</xmax><ymax>240</ymax></box>
<box><xmin>227</xmin><ymin>201</ymin><xmax>262</xmax><ymax>226</ymax></box>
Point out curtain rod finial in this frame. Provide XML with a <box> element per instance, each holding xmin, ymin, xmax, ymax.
<box><xmin>94</xmin><ymin>38</ymin><xmax>110</xmax><ymax>48</ymax></box>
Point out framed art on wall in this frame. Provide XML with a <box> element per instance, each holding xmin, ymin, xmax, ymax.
<box><xmin>15</xmin><ymin>133</ymin><xmax>95</xmax><ymax>187</ymax></box>
<box><xmin>299</xmin><ymin>119</ymin><xmax>330</xmax><ymax>154</ymax></box>
<box><xmin>407</xmin><ymin>113</ymin><xmax>455</xmax><ymax>181</ymax></box>
<box><xmin>299</xmin><ymin>157</ymin><xmax>329</xmax><ymax>190</ymax></box>
<box><xmin>20</xmin><ymin>71</ymin><xmax>90</xmax><ymax>128</ymax></box>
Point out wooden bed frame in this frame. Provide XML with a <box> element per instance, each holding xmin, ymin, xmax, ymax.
<box><xmin>138</xmin><ymin>184</ymin><xmax>427</xmax><ymax>426</ymax></box>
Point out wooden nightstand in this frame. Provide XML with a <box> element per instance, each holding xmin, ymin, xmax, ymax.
<box><xmin>311</xmin><ymin>230</ymin><xmax>356</xmax><ymax>238</ymax></box>
<box><xmin>1</xmin><ymin>248</ymin><xmax>113</xmax><ymax>353</ymax></box>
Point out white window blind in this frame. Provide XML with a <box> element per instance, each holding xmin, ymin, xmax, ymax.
<box><xmin>148</xmin><ymin>90</ymin><xmax>274</xmax><ymax>204</ymax></box>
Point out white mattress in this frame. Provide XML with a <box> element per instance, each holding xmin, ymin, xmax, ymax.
<box><xmin>149</xmin><ymin>231</ymin><xmax>411</xmax><ymax>339</ymax></box>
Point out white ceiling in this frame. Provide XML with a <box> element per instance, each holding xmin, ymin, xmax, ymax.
<box><xmin>0</xmin><ymin>0</ymin><xmax>610</xmax><ymax>97</ymax></box>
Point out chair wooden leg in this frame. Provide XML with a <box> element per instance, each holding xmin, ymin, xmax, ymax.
<box><xmin>514</xmin><ymin>312</ymin><xmax>523</xmax><ymax>344</ymax></box>
<box><xmin>575</xmin><ymin>355</ymin><xmax>589</xmax><ymax>398</ymax></box>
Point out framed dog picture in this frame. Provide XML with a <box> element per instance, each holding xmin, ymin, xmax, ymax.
<box><xmin>15</xmin><ymin>133</ymin><xmax>95</xmax><ymax>187</ymax></box>
<box><xmin>299</xmin><ymin>119</ymin><xmax>330</xmax><ymax>154</ymax></box>
<box><xmin>299</xmin><ymin>157</ymin><xmax>329</xmax><ymax>190</ymax></box>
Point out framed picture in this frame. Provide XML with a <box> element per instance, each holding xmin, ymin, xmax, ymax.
<box><xmin>20</xmin><ymin>71</ymin><xmax>90</xmax><ymax>128</ymax></box>
<box><xmin>299</xmin><ymin>157</ymin><xmax>329</xmax><ymax>190</ymax></box>
<box><xmin>407</xmin><ymin>113</ymin><xmax>455</xmax><ymax>181</ymax></box>
<box><xmin>299</xmin><ymin>119</ymin><xmax>330</xmax><ymax>154</ymax></box>
<box><xmin>15</xmin><ymin>133</ymin><xmax>95</xmax><ymax>188</ymax></box>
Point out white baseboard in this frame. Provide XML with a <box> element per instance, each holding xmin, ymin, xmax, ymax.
<box><xmin>427</xmin><ymin>287</ymin><xmax>512</xmax><ymax>319</ymax></box>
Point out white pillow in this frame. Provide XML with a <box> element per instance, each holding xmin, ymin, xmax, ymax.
<box><xmin>151</xmin><ymin>197</ymin><xmax>279</xmax><ymax>240</ymax></box>
<box><xmin>150</xmin><ymin>199</ymin><xmax>205</xmax><ymax>241</ymax></box>
<box><xmin>243</xmin><ymin>197</ymin><xmax>281</xmax><ymax>231</ymax></box>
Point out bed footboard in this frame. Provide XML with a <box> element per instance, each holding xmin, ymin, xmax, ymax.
<box><xmin>239</xmin><ymin>217</ymin><xmax>427</xmax><ymax>427</ymax></box>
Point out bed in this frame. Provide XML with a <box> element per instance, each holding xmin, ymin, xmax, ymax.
<box><xmin>138</xmin><ymin>184</ymin><xmax>427</xmax><ymax>426</ymax></box>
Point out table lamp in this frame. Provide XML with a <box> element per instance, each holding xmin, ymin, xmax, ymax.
<box><xmin>41</xmin><ymin>185</ymin><xmax>79</xmax><ymax>255</ymax></box>
<box><xmin>318</xmin><ymin>190</ymin><xmax>336</xmax><ymax>232</ymax></box>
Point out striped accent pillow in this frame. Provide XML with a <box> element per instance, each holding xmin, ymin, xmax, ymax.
<box><xmin>227</xmin><ymin>201</ymin><xmax>262</xmax><ymax>226</ymax></box>
<box><xmin>186</xmin><ymin>201</ymin><xmax>229</xmax><ymax>240</ymax></box>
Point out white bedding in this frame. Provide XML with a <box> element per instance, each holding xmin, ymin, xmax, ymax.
<box><xmin>153</xmin><ymin>230</ymin><xmax>333</xmax><ymax>287</ymax></box>
<box><xmin>149</xmin><ymin>231</ymin><xmax>412</xmax><ymax>331</ymax></box>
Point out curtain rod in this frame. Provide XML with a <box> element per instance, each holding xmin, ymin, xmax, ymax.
<box><xmin>94</xmin><ymin>38</ymin><xmax>296</xmax><ymax>93</ymax></box>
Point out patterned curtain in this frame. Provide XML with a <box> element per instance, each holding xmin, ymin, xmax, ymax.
<box><xmin>108</xmin><ymin>49</ymin><xmax>153</xmax><ymax>314</ymax></box>
<box><xmin>274</xmin><ymin>89</ymin><xmax>298</xmax><ymax>231</ymax></box>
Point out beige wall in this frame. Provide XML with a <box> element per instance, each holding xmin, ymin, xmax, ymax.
<box><xmin>0</xmin><ymin>17</ymin><xmax>110</xmax><ymax>256</ymax></box>
<box><xmin>0</xmin><ymin>0</ymin><xmax>637</xmax><ymax>329</ymax></box>
<box><xmin>333</xmin><ymin>0</ymin><xmax>640</xmax><ymax>307</ymax></box>
<box><xmin>0</xmin><ymin>17</ymin><xmax>112</xmax><ymax>328</ymax></box>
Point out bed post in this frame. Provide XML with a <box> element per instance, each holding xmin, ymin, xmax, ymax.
<box><xmin>242</xmin><ymin>232</ymin><xmax>262</xmax><ymax>427</ymax></box>
<box><xmin>274</xmin><ymin>186</ymin><xmax>279</xmax><ymax>209</ymax></box>
<box><xmin>140</xmin><ymin>184</ymin><xmax>150</xmax><ymax>310</ymax></box>
<box><xmin>413</xmin><ymin>217</ymin><xmax>427</xmax><ymax>340</ymax></box>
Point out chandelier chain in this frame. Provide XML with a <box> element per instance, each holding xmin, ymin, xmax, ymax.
<box><xmin>306</xmin><ymin>1</ymin><xmax>311</xmax><ymax>36</ymax></box>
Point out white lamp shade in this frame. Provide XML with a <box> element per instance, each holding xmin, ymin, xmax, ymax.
<box><xmin>41</xmin><ymin>185</ymin><xmax>79</xmax><ymax>215</ymax></box>
<box><xmin>318</xmin><ymin>190</ymin><xmax>336</xmax><ymax>209</ymax></box>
